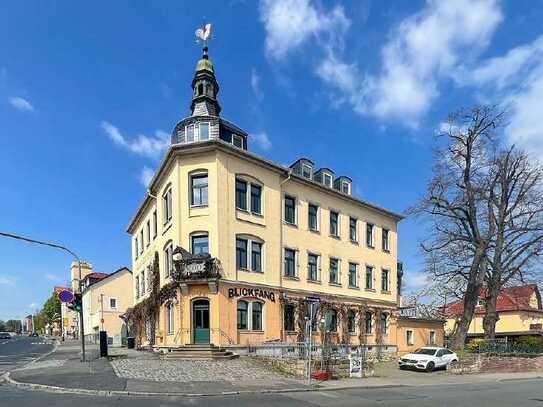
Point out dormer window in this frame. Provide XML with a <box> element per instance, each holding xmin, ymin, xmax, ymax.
<box><xmin>302</xmin><ymin>164</ymin><xmax>312</xmax><ymax>179</ymax></box>
<box><xmin>341</xmin><ymin>181</ymin><xmax>351</xmax><ymax>195</ymax></box>
<box><xmin>323</xmin><ymin>173</ymin><xmax>332</xmax><ymax>188</ymax></box>
<box><xmin>186</xmin><ymin>125</ymin><xmax>195</xmax><ymax>142</ymax></box>
<box><xmin>232</xmin><ymin>134</ymin><xmax>243</xmax><ymax>148</ymax></box>
<box><xmin>199</xmin><ymin>122</ymin><xmax>209</xmax><ymax>140</ymax></box>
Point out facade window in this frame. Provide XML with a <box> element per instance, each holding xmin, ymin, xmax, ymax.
<box><xmin>347</xmin><ymin>310</ymin><xmax>356</xmax><ymax>333</ymax></box>
<box><xmin>191</xmin><ymin>233</ymin><xmax>209</xmax><ymax>254</ymax></box>
<box><xmin>167</xmin><ymin>303</ymin><xmax>174</xmax><ymax>335</ymax></box>
<box><xmin>252</xmin><ymin>302</ymin><xmax>263</xmax><ymax>331</ymax></box>
<box><xmin>349</xmin><ymin>217</ymin><xmax>357</xmax><ymax>241</ymax></box>
<box><xmin>430</xmin><ymin>331</ymin><xmax>436</xmax><ymax>345</ymax></box>
<box><xmin>348</xmin><ymin>263</ymin><xmax>358</xmax><ymax>287</ymax></box>
<box><xmin>365</xmin><ymin>266</ymin><xmax>374</xmax><ymax>290</ymax></box>
<box><xmin>140</xmin><ymin>270</ymin><xmax>146</xmax><ymax>295</ymax></box>
<box><xmin>380</xmin><ymin>313</ymin><xmax>388</xmax><ymax>335</ymax></box>
<box><xmin>191</xmin><ymin>173</ymin><xmax>208</xmax><ymax>206</ymax></box>
<box><xmin>284</xmin><ymin>195</ymin><xmax>296</xmax><ymax>224</ymax></box>
<box><xmin>199</xmin><ymin>122</ymin><xmax>209</xmax><ymax>140</ymax></box>
<box><xmin>366</xmin><ymin>223</ymin><xmax>374</xmax><ymax>248</ymax></box>
<box><xmin>250</xmin><ymin>184</ymin><xmax>262</xmax><ymax>214</ymax></box>
<box><xmin>284</xmin><ymin>304</ymin><xmax>295</xmax><ymax>331</ymax></box>
<box><xmin>308</xmin><ymin>204</ymin><xmax>319</xmax><ymax>231</ymax></box>
<box><xmin>329</xmin><ymin>211</ymin><xmax>339</xmax><ymax>237</ymax></box>
<box><xmin>323</xmin><ymin>173</ymin><xmax>332</xmax><ymax>187</ymax></box>
<box><xmin>164</xmin><ymin>242</ymin><xmax>173</xmax><ymax>278</ymax></box>
<box><xmin>163</xmin><ymin>188</ymin><xmax>172</xmax><ymax>224</ymax></box>
<box><xmin>365</xmin><ymin>312</ymin><xmax>373</xmax><ymax>334</ymax></box>
<box><xmin>237</xmin><ymin>300</ymin><xmax>248</xmax><ymax>330</ymax></box>
<box><xmin>342</xmin><ymin>181</ymin><xmax>351</xmax><ymax>195</ymax></box>
<box><xmin>251</xmin><ymin>241</ymin><xmax>262</xmax><ymax>272</ymax></box>
<box><xmin>146</xmin><ymin>221</ymin><xmax>151</xmax><ymax>247</ymax></box>
<box><xmin>308</xmin><ymin>253</ymin><xmax>319</xmax><ymax>281</ymax></box>
<box><xmin>235</xmin><ymin>179</ymin><xmax>247</xmax><ymax>210</ymax></box>
<box><xmin>135</xmin><ymin>275</ymin><xmax>140</xmax><ymax>299</ymax></box>
<box><xmin>152</xmin><ymin>210</ymin><xmax>157</xmax><ymax>239</ymax></box>
<box><xmin>381</xmin><ymin>269</ymin><xmax>389</xmax><ymax>292</ymax></box>
<box><xmin>232</xmin><ymin>134</ymin><xmax>243</xmax><ymax>148</ymax></box>
<box><xmin>382</xmin><ymin>229</ymin><xmax>390</xmax><ymax>251</ymax></box>
<box><xmin>302</xmin><ymin>164</ymin><xmax>312</xmax><ymax>179</ymax></box>
<box><xmin>325</xmin><ymin>309</ymin><xmax>338</xmax><ymax>332</ymax></box>
<box><xmin>134</xmin><ymin>237</ymin><xmax>138</xmax><ymax>259</ymax></box>
<box><xmin>147</xmin><ymin>266</ymin><xmax>152</xmax><ymax>292</ymax></box>
<box><xmin>108</xmin><ymin>298</ymin><xmax>117</xmax><ymax>309</ymax></box>
<box><xmin>406</xmin><ymin>330</ymin><xmax>413</xmax><ymax>346</ymax></box>
<box><xmin>284</xmin><ymin>248</ymin><xmax>296</xmax><ymax>277</ymax></box>
<box><xmin>236</xmin><ymin>238</ymin><xmax>248</xmax><ymax>269</ymax></box>
<box><xmin>139</xmin><ymin>229</ymin><xmax>144</xmax><ymax>253</ymax></box>
<box><xmin>186</xmin><ymin>124</ymin><xmax>194</xmax><ymax>142</ymax></box>
<box><xmin>329</xmin><ymin>258</ymin><xmax>339</xmax><ymax>284</ymax></box>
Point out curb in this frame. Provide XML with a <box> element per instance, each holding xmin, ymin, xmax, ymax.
<box><xmin>1</xmin><ymin>372</ymin><xmax>408</xmax><ymax>398</ymax></box>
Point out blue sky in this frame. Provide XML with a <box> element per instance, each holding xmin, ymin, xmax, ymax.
<box><xmin>1</xmin><ymin>0</ymin><xmax>543</xmax><ymax>320</ymax></box>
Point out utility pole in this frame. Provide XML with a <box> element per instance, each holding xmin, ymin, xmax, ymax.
<box><xmin>0</xmin><ymin>231</ymin><xmax>87</xmax><ymax>362</ymax></box>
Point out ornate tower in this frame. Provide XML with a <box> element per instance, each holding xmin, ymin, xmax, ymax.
<box><xmin>191</xmin><ymin>46</ymin><xmax>221</xmax><ymax>116</ymax></box>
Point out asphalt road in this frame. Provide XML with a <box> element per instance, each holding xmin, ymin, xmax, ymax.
<box><xmin>1</xmin><ymin>378</ymin><xmax>542</xmax><ymax>406</ymax></box>
<box><xmin>0</xmin><ymin>335</ymin><xmax>53</xmax><ymax>375</ymax></box>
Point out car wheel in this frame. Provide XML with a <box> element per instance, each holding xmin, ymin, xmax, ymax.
<box><xmin>426</xmin><ymin>362</ymin><xmax>435</xmax><ymax>373</ymax></box>
<box><xmin>399</xmin><ymin>365</ymin><xmax>407</xmax><ymax>370</ymax></box>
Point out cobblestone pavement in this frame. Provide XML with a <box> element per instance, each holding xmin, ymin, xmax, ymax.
<box><xmin>111</xmin><ymin>357</ymin><xmax>289</xmax><ymax>383</ymax></box>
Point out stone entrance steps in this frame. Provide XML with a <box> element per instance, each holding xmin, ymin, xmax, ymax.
<box><xmin>161</xmin><ymin>344</ymin><xmax>239</xmax><ymax>360</ymax></box>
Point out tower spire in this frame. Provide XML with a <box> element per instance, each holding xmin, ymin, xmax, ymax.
<box><xmin>191</xmin><ymin>23</ymin><xmax>220</xmax><ymax>116</ymax></box>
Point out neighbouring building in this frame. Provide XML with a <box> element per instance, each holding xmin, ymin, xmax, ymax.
<box><xmin>126</xmin><ymin>43</ymin><xmax>442</xmax><ymax>353</ymax></box>
<box><xmin>23</xmin><ymin>315</ymin><xmax>33</xmax><ymax>334</ymax></box>
<box><xmin>444</xmin><ymin>284</ymin><xmax>543</xmax><ymax>340</ymax></box>
<box><xmin>81</xmin><ymin>267</ymin><xmax>133</xmax><ymax>346</ymax></box>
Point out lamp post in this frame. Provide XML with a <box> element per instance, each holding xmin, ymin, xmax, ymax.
<box><xmin>0</xmin><ymin>231</ymin><xmax>86</xmax><ymax>362</ymax></box>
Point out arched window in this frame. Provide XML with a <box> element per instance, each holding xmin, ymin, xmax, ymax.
<box><xmin>325</xmin><ymin>309</ymin><xmax>338</xmax><ymax>332</ymax></box>
<box><xmin>252</xmin><ymin>302</ymin><xmax>263</xmax><ymax>331</ymax></box>
<box><xmin>237</xmin><ymin>300</ymin><xmax>248</xmax><ymax>330</ymax></box>
<box><xmin>166</xmin><ymin>302</ymin><xmax>174</xmax><ymax>335</ymax></box>
<box><xmin>163</xmin><ymin>241</ymin><xmax>173</xmax><ymax>278</ymax></box>
<box><xmin>347</xmin><ymin>310</ymin><xmax>356</xmax><ymax>333</ymax></box>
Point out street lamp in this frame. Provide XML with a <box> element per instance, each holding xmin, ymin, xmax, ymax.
<box><xmin>0</xmin><ymin>231</ymin><xmax>87</xmax><ymax>362</ymax></box>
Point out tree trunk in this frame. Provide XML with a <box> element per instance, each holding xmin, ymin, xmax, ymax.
<box><xmin>450</xmin><ymin>249</ymin><xmax>486</xmax><ymax>349</ymax></box>
<box><xmin>483</xmin><ymin>276</ymin><xmax>500</xmax><ymax>339</ymax></box>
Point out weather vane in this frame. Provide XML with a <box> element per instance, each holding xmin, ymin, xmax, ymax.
<box><xmin>195</xmin><ymin>22</ymin><xmax>212</xmax><ymax>49</ymax></box>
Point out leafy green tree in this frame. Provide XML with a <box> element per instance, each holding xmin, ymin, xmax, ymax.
<box><xmin>0</xmin><ymin>320</ymin><xmax>5</xmax><ymax>331</ymax></box>
<box><xmin>5</xmin><ymin>320</ymin><xmax>22</xmax><ymax>333</ymax></box>
<box><xmin>41</xmin><ymin>293</ymin><xmax>61</xmax><ymax>322</ymax></box>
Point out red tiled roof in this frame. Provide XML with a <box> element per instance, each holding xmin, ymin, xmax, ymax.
<box><xmin>444</xmin><ymin>284</ymin><xmax>541</xmax><ymax>316</ymax></box>
<box><xmin>54</xmin><ymin>286</ymin><xmax>69</xmax><ymax>294</ymax></box>
<box><xmin>84</xmin><ymin>272</ymin><xmax>109</xmax><ymax>281</ymax></box>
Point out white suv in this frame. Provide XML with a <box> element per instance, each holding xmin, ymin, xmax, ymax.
<box><xmin>398</xmin><ymin>347</ymin><xmax>458</xmax><ymax>372</ymax></box>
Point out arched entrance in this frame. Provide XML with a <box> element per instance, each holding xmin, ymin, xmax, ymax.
<box><xmin>192</xmin><ymin>299</ymin><xmax>210</xmax><ymax>344</ymax></box>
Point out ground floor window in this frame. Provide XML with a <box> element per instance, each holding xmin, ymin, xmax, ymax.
<box><xmin>365</xmin><ymin>312</ymin><xmax>373</xmax><ymax>334</ymax></box>
<box><xmin>325</xmin><ymin>309</ymin><xmax>338</xmax><ymax>332</ymax></box>
<box><xmin>237</xmin><ymin>300</ymin><xmax>264</xmax><ymax>331</ymax></box>
<box><xmin>380</xmin><ymin>313</ymin><xmax>388</xmax><ymax>335</ymax></box>
<box><xmin>406</xmin><ymin>329</ymin><xmax>413</xmax><ymax>345</ymax></box>
<box><xmin>347</xmin><ymin>310</ymin><xmax>356</xmax><ymax>333</ymax></box>
<box><xmin>166</xmin><ymin>303</ymin><xmax>174</xmax><ymax>335</ymax></box>
<box><xmin>429</xmin><ymin>330</ymin><xmax>436</xmax><ymax>345</ymax></box>
<box><xmin>284</xmin><ymin>304</ymin><xmax>295</xmax><ymax>331</ymax></box>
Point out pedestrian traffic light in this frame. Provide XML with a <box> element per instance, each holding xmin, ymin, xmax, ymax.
<box><xmin>67</xmin><ymin>293</ymin><xmax>82</xmax><ymax>313</ymax></box>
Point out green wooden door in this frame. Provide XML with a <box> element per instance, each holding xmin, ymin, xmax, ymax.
<box><xmin>193</xmin><ymin>300</ymin><xmax>210</xmax><ymax>344</ymax></box>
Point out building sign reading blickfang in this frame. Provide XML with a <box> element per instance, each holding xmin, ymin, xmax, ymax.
<box><xmin>228</xmin><ymin>287</ymin><xmax>276</xmax><ymax>302</ymax></box>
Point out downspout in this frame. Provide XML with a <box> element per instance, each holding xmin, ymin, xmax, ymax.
<box><xmin>279</xmin><ymin>168</ymin><xmax>292</xmax><ymax>342</ymax></box>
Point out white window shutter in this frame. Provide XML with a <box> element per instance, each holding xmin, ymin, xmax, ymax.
<box><xmin>295</xmin><ymin>250</ymin><xmax>300</xmax><ymax>277</ymax></box>
<box><xmin>318</xmin><ymin>256</ymin><xmax>322</xmax><ymax>280</ymax></box>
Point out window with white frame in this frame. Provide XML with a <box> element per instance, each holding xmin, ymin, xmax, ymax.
<box><xmin>163</xmin><ymin>187</ymin><xmax>172</xmax><ymax>224</ymax></box>
<box><xmin>146</xmin><ymin>220</ymin><xmax>150</xmax><ymax>247</ymax></box>
<box><xmin>139</xmin><ymin>229</ymin><xmax>144</xmax><ymax>254</ymax></box>
<box><xmin>109</xmin><ymin>298</ymin><xmax>118</xmax><ymax>310</ymax></box>
<box><xmin>381</xmin><ymin>269</ymin><xmax>390</xmax><ymax>292</ymax></box>
<box><xmin>134</xmin><ymin>237</ymin><xmax>139</xmax><ymax>259</ymax></box>
<box><xmin>167</xmin><ymin>302</ymin><xmax>174</xmax><ymax>335</ymax></box>
<box><xmin>341</xmin><ymin>181</ymin><xmax>351</xmax><ymax>195</ymax></box>
<box><xmin>302</xmin><ymin>164</ymin><xmax>312</xmax><ymax>179</ymax></box>
<box><xmin>236</xmin><ymin>236</ymin><xmax>264</xmax><ymax>272</ymax></box>
<box><xmin>199</xmin><ymin>122</ymin><xmax>209</xmax><ymax>140</ymax></box>
<box><xmin>307</xmin><ymin>253</ymin><xmax>319</xmax><ymax>281</ymax></box>
<box><xmin>235</xmin><ymin>178</ymin><xmax>247</xmax><ymax>210</ymax></box>
<box><xmin>365</xmin><ymin>265</ymin><xmax>374</xmax><ymax>290</ymax></box>
<box><xmin>308</xmin><ymin>203</ymin><xmax>319</xmax><ymax>231</ymax></box>
<box><xmin>365</xmin><ymin>312</ymin><xmax>373</xmax><ymax>334</ymax></box>
<box><xmin>382</xmin><ymin>228</ymin><xmax>390</xmax><ymax>252</ymax></box>
<box><xmin>348</xmin><ymin>262</ymin><xmax>358</xmax><ymax>287</ymax></box>
<box><xmin>284</xmin><ymin>195</ymin><xmax>296</xmax><ymax>224</ymax></box>
<box><xmin>232</xmin><ymin>134</ymin><xmax>243</xmax><ymax>148</ymax></box>
<box><xmin>237</xmin><ymin>300</ymin><xmax>264</xmax><ymax>330</ymax></box>
<box><xmin>380</xmin><ymin>313</ymin><xmax>388</xmax><ymax>335</ymax></box>
<box><xmin>152</xmin><ymin>210</ymin><xmax>157</xmax><ymax>239</ymax></box>
<box><xmin>191</xmin><ymin>233</ymin><xmax>209</xmax><ymax>254</ymax></box>
<box><xmin>429</xmin><ymin>330</ymin><xmax>436</xmax><ymax>345</ymax></box>
<box><xmin>186</xmin><ymin>124</ymin><xmax>195</xmax><ymax>142</ymax></box>
<box><xmin>191</xmin><ymin>173</ymin><xmax>208</xmax><ymax>206</ymax></box>
<box><xmin>349</xmin><ymin>217</ymin><xmax>357</xmax><ymax>242</ymax></box>
<box><xmin>284</xmin><ymin>248</ymin><xmax>297</xmax><ymax>277</ymax></box>
<box><xmin>164</xmin><ymin>241</ymin><xmax>173</xmax><ymax>278</ymax></box>
<box><xmin>329</xmin><ymin>211</ymin><xmax>339</xmax><ymax>237</ymax></box>
<box><xmin>323</xmin><ymin>173</ymin><xmax>333</xmax><ymax>187</ymax></box>
<box><xmin>236</xmin><ymin>178</ymin><xmax>262</xmax><ymax>215</ymax></box>
<box><xmin>366</xmin><ymin>223</ymin><xmax>374</xmax><ymax>248</ymax></box>
<box><xmin>329</xmin><ymin>258</ymin><xmax>340</xmax><ymax>284</ymax></box>
<box><xmin>250</xmin><ymin>183</ymin><xmax>262</xmax><ymax>214</ymax></box>
<box><xmin>406</xmin><ymin>330</ymin><xmax>414</xmax><ymax>345</ymax></box>
<box><xmin>347</xmin><ymin>310</ymin><xmax>356</xmax><ymax>333</ymax></box>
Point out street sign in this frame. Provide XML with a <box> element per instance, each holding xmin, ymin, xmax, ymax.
<box><xmin>306</xmin><ymin>296</ymin><xmax>320</xmax><ymax>303</ymax></box>
<box><xmin>58</xmin><ymin>289</ymin><xmax>75</xmax><ymax>303</ymax></box>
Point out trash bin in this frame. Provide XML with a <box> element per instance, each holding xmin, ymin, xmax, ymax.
<box><xmin>99</xmin><ymin>331</ymin><xmax>108</xmax><ymax>357</ymax></box>
<box><xmin>127</xmin><ymin>337</ymin><xmax>135</xmax><ymax>349</ymax></box>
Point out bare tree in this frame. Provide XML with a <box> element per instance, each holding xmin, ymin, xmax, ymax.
<box><xmin>483</xmin><ymin>147</ymin><xmax>543</xmax><ymax>338</ymax></box>
<box><xmin>412</xmin><ymin>106</ymin><xmax>505</xmax><ymax>349</ymax></box>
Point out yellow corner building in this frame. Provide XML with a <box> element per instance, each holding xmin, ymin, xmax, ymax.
<box><xmin>126</xmin><ymin>45</ymin><xmax>438</xmax><ymax>353</ymax></box>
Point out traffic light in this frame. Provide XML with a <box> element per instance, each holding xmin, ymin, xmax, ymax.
<box><xmin>67</xmin><ymin>293</ymin><xmax>82</xmax><ymax>313</ymax></box>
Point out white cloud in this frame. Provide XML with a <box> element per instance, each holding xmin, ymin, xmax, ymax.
<box><xmin>101</xmin><ymin>121</ymin><xmax>170</xmax><ymax>159</ymax></box>
<box><xmin>45</xmin><ymin>273</ymin><xmax>62</xmax><ymax>283</ymax></box>
<box><xmin>249</xmin><ymin>132</ymin><xmax>272</xmax><ymax>150</ymax></box>
<box><xmin>29</xmin><ymin>302</ymin><xmax>38</xmax><ymax>310</ymax></box>
<box><xmin>250</xmin><ymin>68</ymin><xmax>263</xmax><ymax>101</ymax></box>
<box><xmin>9</xmin><ymin>96</ymin><xmax>34</xmax><ymax>112</ymax></box>
<box><xmin>404</xmin><ymin>270</ymin><xmax>430</xmax><ymax>291</ymax></box>
<box><xmin>140</xmin><ymin>166</ymin><xmax>155</xmax><ymax>187</ymax></box>
<box><xmin>259</xmin><ymin>0</ymin><xmax>349</xmax><ymax>60</ymax></box>
<box><xmin>0</xmin><ymin>275</ymin><xmax>15</xmax><ymax>286</ymax></box>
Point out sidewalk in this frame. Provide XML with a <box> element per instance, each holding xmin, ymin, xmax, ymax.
<box><xmin>5</xmin><ymin>341</ymin><xmax>543</xmax><ymax>397</ymax></box>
